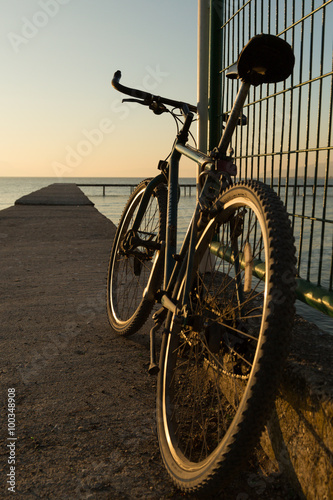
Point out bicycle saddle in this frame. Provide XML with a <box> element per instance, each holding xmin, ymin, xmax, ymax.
<box><xmin>234</xmin><ymin>34</ymin><xmax>294</xmax><ymax>86</ymax></box>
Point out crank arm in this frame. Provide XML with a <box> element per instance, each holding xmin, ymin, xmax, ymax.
<box><xmin>121</xmin><ymin>229</ymin><xmax>161</xmax><ymax>255</ymax></box>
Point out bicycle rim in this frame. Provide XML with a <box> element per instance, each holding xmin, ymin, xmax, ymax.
<box><xmin>107</xmin><ymin>180</ymin><xmax>166</xmax><ymax>335</ymax></box>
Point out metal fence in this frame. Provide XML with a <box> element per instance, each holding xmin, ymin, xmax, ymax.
<box><xmin>209</xmin><ymin>0</ymin><xmax>333</xmax><ymax>315</ymax></box>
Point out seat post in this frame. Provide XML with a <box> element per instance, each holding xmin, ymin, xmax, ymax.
<box><xmin>217</xmin><ymin>81</ymin><xmax>250</xmax><ymax>156</ymax></box>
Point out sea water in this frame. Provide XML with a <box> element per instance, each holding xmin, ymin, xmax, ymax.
<box><xmin>1</xmin><ymin>176</ymin><xmax>332</xmax><ymax>335</ymax></box>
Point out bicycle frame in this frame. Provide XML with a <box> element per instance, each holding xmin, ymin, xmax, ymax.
<box><xmin>108</xmin><ymin>33</ymin><xmax>297</xmax><ymax>489</ymax></box>
<box><xmin>131</xmin><ymin>127</ymin><xmax>208</xmax><ymax>311</ymax></box>
<box><xmin>133</xmin><ymin>80</ymin><xmax>252</xmax><ymax>318</ymax></box>
<box><xmin>111</xmin><ymin>33</ymin><xmax>295</xmax><ymax>318</ymax></box>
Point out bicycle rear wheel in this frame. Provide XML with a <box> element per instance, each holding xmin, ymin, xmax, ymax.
<box><xmin>157</xmin><ymin>180</ymin><xmax>296</xmax><ymax>493</ymax></box>
<box><xmin>107</xmin><ymin>179</ymin><xmax>167</xmax><ymax>335</ymax></box>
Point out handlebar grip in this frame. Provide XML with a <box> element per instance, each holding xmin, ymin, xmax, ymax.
<box><xmin>111</xmin><ymin>70</ymin><xmax>122</xmax><ymax>89</ymax></box>
<box><xmin>112</xmin><ymin>70</ymin><xmax>152</xmax><ymax>101</ymax></box>
<box><xmin>111</xmin><ymin>70</ymin><xmax>197</xmax><ymax>113</ymax></box>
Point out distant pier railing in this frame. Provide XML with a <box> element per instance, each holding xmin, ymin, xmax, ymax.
<box><xmin>77</xmin><ymin>182</ymin><xmax>331</xmax><ymax>198</ymax></box>
<box><xmin>77</xmin><ymin>183</ymin><xmax>196</xmax><ymax>196</ymax></box>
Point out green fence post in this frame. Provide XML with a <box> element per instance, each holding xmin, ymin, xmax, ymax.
<box><xmin>208</xmin><ymin>0</ymin><xmax>223</xmax><ymax>151</ymax></box>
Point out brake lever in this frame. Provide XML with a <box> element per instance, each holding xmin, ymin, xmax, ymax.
<box><xmin>122</xmin><ymin>98</ymin><xmax>148</xmax><ymax>105</ymax></box>
<box><xmin>122</xmin><ymin>98</ymin><xmax>168</xmax><ymax>115</ymax></box>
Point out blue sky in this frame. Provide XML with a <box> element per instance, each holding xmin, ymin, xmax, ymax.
<box><xmin>0</xmin><ymin>0</ymin><xmax>197</xmax><ymax>177</ymax></box>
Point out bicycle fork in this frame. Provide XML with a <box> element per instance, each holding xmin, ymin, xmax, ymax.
<box><xmin>147</xmin><ymin>170</ymin><xmax>226</xmax><ymax>374</ymax></box>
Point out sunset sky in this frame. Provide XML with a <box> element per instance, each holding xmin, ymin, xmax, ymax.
<box><xmin>1</xmin><ymin>1</ymin><xmax>332</xmax><ymax>180</ymax></box>
<box><xmin>0</xmin><ymin>0</ymin><xmax>197</xmax><ymax>178</ymax></box>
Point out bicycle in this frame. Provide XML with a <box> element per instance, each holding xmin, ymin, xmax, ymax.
<box><xmin>107</xmin><ymin>34</ymin><xmax>296</xmax><ymax>495</ymax></box>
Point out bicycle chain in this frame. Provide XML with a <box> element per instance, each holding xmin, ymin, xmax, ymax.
<box><xmin>207</xmin><ymin>357</ymin><xmax>250</xmax><ymax>381</ymax></box>
<box><xmin>180</xmin><ymin>331</ymin><xmax>250</xmax><ymax>381</ymax></box>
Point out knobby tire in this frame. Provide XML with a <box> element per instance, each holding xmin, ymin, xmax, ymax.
<box><xmin>157</xmin><ymin>180</ymin><xmax>296</xmax><ymax>494</ymax></box>
<box><xmin>107</xmin><ymin>179</ymin><xmax>167</xmax><ymax>336</ymax></box>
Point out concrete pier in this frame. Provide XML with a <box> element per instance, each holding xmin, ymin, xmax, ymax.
<box><xmin>0</xmin><ymin>183</ymin><xmax>332</xmax><ymax>498</ymax></box>
<box><xmin>15</xmin><ymin>183</ymin><xmax>94</xmax><ymax>206</ymax></box>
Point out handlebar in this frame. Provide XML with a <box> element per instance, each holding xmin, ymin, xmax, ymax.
<box><xmin>112</xmin><ymin>71</ymin><xmax>197</xmax><ymax>114</ymax></box>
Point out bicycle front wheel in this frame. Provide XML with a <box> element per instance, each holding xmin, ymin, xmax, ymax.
<box><xmin>157</xmin><ymin>180</ymin><xmax>296</xmax><ymax>494</ymax></box>
<box><xmin>107</xmin><ymin>179</ymin><xmax>167</xmax><ymax>336</ymax></box>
